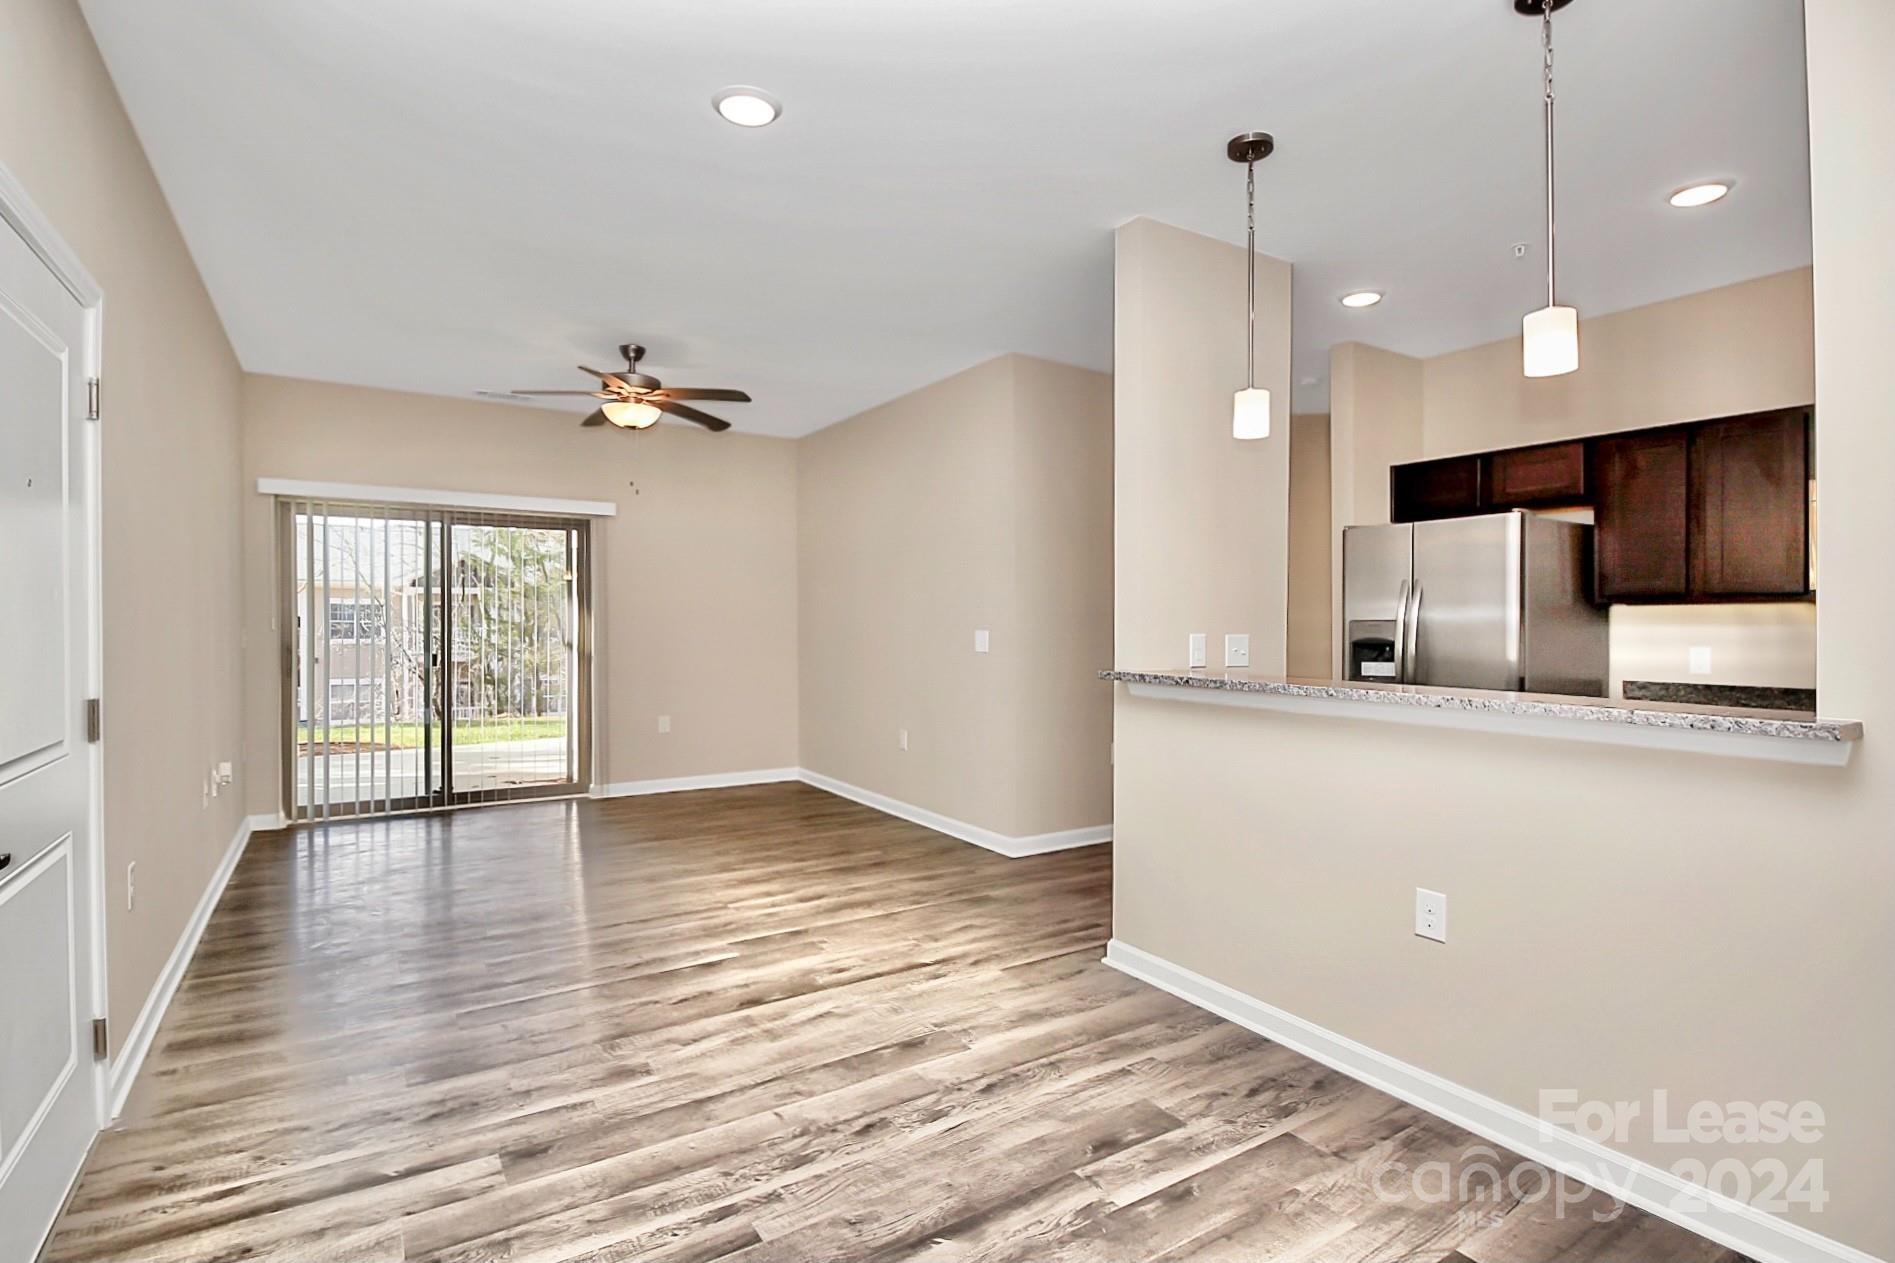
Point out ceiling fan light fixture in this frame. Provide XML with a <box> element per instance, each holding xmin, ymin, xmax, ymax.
<box><xmin>713</xmin><ymin>87</ymin><xmax>781</xmax><ymax>128</ymax></box>
<box><xmin>602</xmin><ymin>399</ymin><xmax>664</xmax><ymax>429</ymax></box>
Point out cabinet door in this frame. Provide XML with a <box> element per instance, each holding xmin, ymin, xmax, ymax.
<box><xmin>1689</xmin><ymin>409</ymin><xmax>1810</xmax><ymax>598</ymax></box>
<box><xmin>1593</xmin><ymin>430</ymin><xmax>1689</xmax><ymax>601</ymax></box>
<box><xmin>1390</xmin><ymin>455</ymin><xmax>1481</xmax><ymax>523</ymax></box>
<box><xmin>1485</xmin><ymin>441</ymin><xmax>1586</xmax><ymax>507</ymax></box>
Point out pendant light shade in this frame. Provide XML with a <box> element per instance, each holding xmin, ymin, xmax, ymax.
<box><xmin>1522</xmin><ymin>304</ymin><xmax>1578</xmax><ymax>378</ymax></box>
<box><xmin>1521</xmin><ymin>0</ymin><xmax>1579</xmax><ymax>378</ymax></box>
<box><xmin>1232</xmin><ymin>387</ymin><xmax>1272</xmax><ymax>440</ymax></box>
<box><xmin>1227</xmin><ymin>131</ymin><xmax>1275</xmax><ymax>440</ymax></box>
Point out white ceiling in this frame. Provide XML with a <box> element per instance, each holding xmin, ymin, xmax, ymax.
<box><xmin>81</xmin><ymin>0</ymin><xmax>1811</xmax><ymax>432</ymax></box>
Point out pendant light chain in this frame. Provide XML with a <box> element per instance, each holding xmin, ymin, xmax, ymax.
<box><xmin>1245</xmin><ymin>157</ymin><xmax>1257</xmax><ymax>390</ymax></box>
<box><xmin>1542</xmin><ymin>4</ymin><xmax>1557</xmax><ymax>311</ymax></box>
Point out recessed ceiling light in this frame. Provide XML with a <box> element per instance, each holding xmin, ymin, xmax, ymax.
<box><xmin>713</xmin><ymin>87</ymin><xmax>781</xmax><ymax>128</ymax></box>
<box><xmin>1669</xmin><ymin>181</ymin><xmax>1731</xmax><ymax>208</ymax></box>
<box><xmin>1339</xmin><ymin>291</ymin><xmax>1383</xmax><ymax>309</ymax></box>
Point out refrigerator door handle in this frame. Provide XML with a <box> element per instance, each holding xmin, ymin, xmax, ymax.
<box><xmin>1404</xmin><ymin>583</ymin><xmax>1424</xmax><ymax>683</ymax></box>
<box><xmin>1392</xmin><ymin>579</ymin><xmax>1411</xmax><ymax>684</ymax></box>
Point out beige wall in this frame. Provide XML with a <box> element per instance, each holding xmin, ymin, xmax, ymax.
<box><xmin>1112</xmin><ymin>14</ymin><xmax>1892</xmax><ymax>1257</ymax></box>
<box><xmin>1422</xmin><ymin>268</ymin><xmax>1814</xmax><ymax>456</ymax></box>
<box><xmin>1608</xmin><ymin>604</ymin><xmax>1817</xmax><ymax>699</ymax></box>
<box><xmin>1287</xmin><ymin>414</ymin><xmax>1332</xmax><ymax>679</ymax></box>
<box><xmin>241</xmin><ymin>375</ymin><xmax>800</xmax><ymax>810</ymax></box>
<box><xmin>797</xmin><ymin>354</ymin><xmax>1112</xmax><ymax>838</ymax></box>
<box><xmin>1115</xmin><ymin>217</ymin><xmax>1291</xmax><ymax>672</ymax></box>
<box><xmin>1</xmin><ymin>0</ymin><xmax>247</xmax><ymax>1057</ymax></box>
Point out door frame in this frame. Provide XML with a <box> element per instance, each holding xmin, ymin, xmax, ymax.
<box><xmin>275</xmin><ymin>499</ymin><xmax>594</xmax><ymax>819</ymax></box>
<box><xmin>0</xmin><ymin>160</ymin><xmax>111</xmax><ymax>1151</ymax></box>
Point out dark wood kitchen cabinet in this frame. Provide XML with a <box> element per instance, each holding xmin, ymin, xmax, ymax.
<box><xmin>1389</xmin><ymin>454</ymin><xmax>1481</xmax><ymax>523</ymax></box>
<box><xmin>1688</xmin><ymin>408</ymin><xmax>1811</xmax><ymax>598</ymax></box>
<box><xmin>1484</xmin><ymin>440</ymin><xmax>1587</xmax><ymax>508</ymax></box>
<box><xmin>1592</xmin><ymin>429</ymin><xmax>1689</xmax><ymax>601</ymax></box>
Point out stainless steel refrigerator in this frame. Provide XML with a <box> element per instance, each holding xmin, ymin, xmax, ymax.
<box><xmin>1342</xmin><ymin>510</ymin><xmax>1608</xmax><ymax>696</ymax></box>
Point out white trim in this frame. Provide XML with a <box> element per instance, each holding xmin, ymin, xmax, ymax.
<box><xmin>256</xmin><ymin>478</ymin><xmax>618</xmax><ymax>518</ymax></box>
<box><xmin>1125</xmin><ymin>681</ymin><xmax>1856</xmax><ymax>767</ymax></box>
<box><xmin>589</xmin><ymin>768</ymin><xmax>802</xmax><ymax>799</ymax></box>
<box><xmin>797</xmin><ymin>770</ymin><xmax>1111</xmax><ymax>858</ymax></box>
<box><xmin>105</xmin><ymin>814</ymin><xmax>271</xmax><ymax>1120</ymax></box>
<box><xmin>1103</xmin><ymin>938</ymin><xmax>1883</xmax><ymax>1263</ymax></box>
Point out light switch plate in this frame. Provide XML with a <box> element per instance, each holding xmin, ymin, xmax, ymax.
<box><xmin>1689</xmin><ymin>646</ymin><xmax>1713</xmax><ymax>676</ymax></box>
<box><xmin>1415</xmin><ymin>888</ymin><xmax>1447</xmax><ymax>943</ymax></box>
<box><xmin>974</xmin><ymin>628</ymin><xmax>990</xmax><ymax>654</ymax></box>
<box><xmin>1188</xmin><ymin>633</ymin><xmax>1207</xmax><ymax>669</ymax></box>
<box><xmin>657</xmin><ymin>714</ymin><xmax>671</xmax><ymax>734</ymax></box>
<box><xmin>1225</xmin><ymin>633</ymin><xmax>1251</xmax><ymax>668</ymax></box>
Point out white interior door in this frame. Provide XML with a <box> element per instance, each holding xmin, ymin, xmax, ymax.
<box><xmin>0</xmin><ymin>205</ymin><xmax>102</xmax><ymax>1261</ymax></box>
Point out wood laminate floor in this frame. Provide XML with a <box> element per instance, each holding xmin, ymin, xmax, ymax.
<box><xmin>47</xmin><ymin>783</ymin><xmax>1748</xmax><ymax>1262</ymax></box>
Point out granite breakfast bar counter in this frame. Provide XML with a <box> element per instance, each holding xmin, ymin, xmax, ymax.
<box><xmin>1103</xmin><ymin>669</ymin><xmax>1863</xmax><ymax>765</ymax></box>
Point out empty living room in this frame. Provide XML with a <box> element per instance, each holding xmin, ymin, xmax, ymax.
<box><xmin>3</xmin><ymin>2</ymin><xmax>1892</xmax><ymax>1261</ymax></box>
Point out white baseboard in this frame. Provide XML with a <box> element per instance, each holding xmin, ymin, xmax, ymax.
<box><xmin>797</xmin><ymin>770</ymin><xmax>1110</xmax><ymax>858</ymax></box>
<box><xmin>105</xmin><ymin>813</ymin><xmax>272</xmax><ymax>1120</ymax></box>
<box><xmin>589</xmin><ymin>767</ymin><xmax>801</xmax><ymax>799</ymax></box>
<box><xmin>1103</xmin><ymin>938</ymin><xmax>1882</xmax><ymax>1263</ymax></box>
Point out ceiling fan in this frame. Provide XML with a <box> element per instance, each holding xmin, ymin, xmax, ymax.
<box><xmin>512</xmin><ymin>343</ymin><xmax>750</xmax><ymax>432</ymax></box>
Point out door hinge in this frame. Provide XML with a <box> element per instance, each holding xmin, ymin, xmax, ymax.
<box><xmin>86</xmin><ymin>377</ymin><xmax>101</xmax><ymax>421</ymax></box>
<box><xmin>92</xmin><ymin>1017</ymin><xmax>109</xmax><ymax>1060</ymax></box>
<box><xmin>86</xmin><ymin>697</ymin><xmax>102</xmax><ymax>743</ymax></box>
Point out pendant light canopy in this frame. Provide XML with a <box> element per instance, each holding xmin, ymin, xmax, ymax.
<box><xmin>1519</xmin><ymin>0</ymin><xmax>1579</xmax><ymax>378</ymax></box>
<box><xmin>1228</xmin><ymin>131</ymin><xmax>1275</xmax><ymax>439</ymax></box>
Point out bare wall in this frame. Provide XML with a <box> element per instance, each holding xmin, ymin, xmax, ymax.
<box><xmin>240</xmin><ymin>375</ymin><xmax>800</xmax><ymax>810</ymax></box>
<box><xmin>1115</xmin><ymin>217</ymin><xmax>1291</xmax><ymax>672</ymax></box>
<box><xmin>796</xmin><ymin>354</ymin><xmax>1112</xmax><ymax>838</ymax></box>
<box><xmin>1</xmin><ymin>0</ymin><xmax>247</xmax><ymax>1057</ymax></box>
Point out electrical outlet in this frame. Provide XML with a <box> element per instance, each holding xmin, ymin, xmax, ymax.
<box><xmin>1188</xmin><ymin>633</ymin><xmax>1208</xmax><ymax>669</ymax></box>
<box><xmin>973</xmin><ymin>628</ymin><xmax>990</xmax><ymax>654</ymax></box>
<box><xmin>898</xmin><ymin>728</ymin><xmax>909</xmax><ymax>752</ymax></box>
<box><xmin>1689</xmin><ymin>646</ymin><xmax>1713</xmax><ymax>676</ymax></box>
<box><xmin>127</xmin><ymin>861</ymin><xmax>136</xmax><ymax>912</ymax></box>
<box><xmin>1225</xmin><ymin>633</ymin><xmax>1251</xmax><ymax>668</ymax></box>
<box><xmin>657</xmin><ymin>714</ymin><xmax>671</xmax><ymax>734</ymax></box>
<box><xmin>1415</xmin><ymin>888</ymin><xmax>1447</xmax><ymax>943</ymax></box>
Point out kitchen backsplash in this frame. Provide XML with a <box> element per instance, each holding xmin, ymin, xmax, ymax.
<box><xmin>1607</xmin><ymin>603</ymin><xmax>1817</xmax><ymax>701</ymax></box>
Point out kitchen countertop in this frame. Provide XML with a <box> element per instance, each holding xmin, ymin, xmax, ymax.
<box><xmin>1101</xmin><ymin>668</ymin><xmax>1863</xmax><ymax>745</ymax></box>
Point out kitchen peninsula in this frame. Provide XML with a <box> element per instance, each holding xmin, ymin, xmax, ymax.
<box><xmin>1101</xmin><ymin>667</ymin><xmax>1861</xmax><ymax>765</ymax></box>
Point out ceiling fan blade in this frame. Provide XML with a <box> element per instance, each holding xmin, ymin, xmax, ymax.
<box><xmin>653</xmin><ymin>387</ymin><xmax>751</xmax><ymax>403</ymax></box>
<box><xmin>580</xmin><ymin>409</ymin><xmax>608</xmax><ymax>427</ymax></box>
<box><xmin>513</xmin><ymin>389</ymin><xmax>611</xmax><ymax>397</ymax></box>
<box><xmin>657</xmin><ymin>400</ymin><xmax>732</xmax><ymax>432</ymax></box>
<box><xmin>579</xmin><ymin>365</ymin><xmax>635</xmax><ymax>391</ymax></box>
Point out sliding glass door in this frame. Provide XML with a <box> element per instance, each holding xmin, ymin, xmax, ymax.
<box><xmin>279</xmin><ymin>499</ymin><xmax>591</xmax><ymax>820</ymax></box>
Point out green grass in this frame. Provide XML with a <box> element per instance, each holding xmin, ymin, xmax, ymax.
<box><xmin>297</xmin><ymin>716</ymin><xmax>567</xmax><ymax>750</ymax></box>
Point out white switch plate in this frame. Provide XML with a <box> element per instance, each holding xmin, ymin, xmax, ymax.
<box><xmin>1689</xmin><ymin>646</ymin><xmax>1713</xmax><ymax>676</ymax></box>
<box><xmin>657</xmin><ymin>715</ymin><xmax>671</xmax><ymax>733</ymax></box>
<box><xmin>127</xmin><ymin>862</ymin><xmax>136</xmax><ymax>912</ymax></box>
<box><xmin>1415</xmin><ymin>888</ymin><xmax>1447</xmax><ymax>942</ymax></box>
<box><xmin>973</xmin><ymin>628</ymin><xmax>990</xmax><ymax>654</ymax></box>
<box><xmin>1188</xmin><ymin>633</ymin><xmax>1208</xmax><ymax>669</ymax></box>
<box><xmin>898</xmin><ymin>728</ymin><xmax>909</xmax><ymax>751</ymax></box>
<box><xmin>1225</xmin><ymin>633</ymin><xmax>1251</xmax><ymax>668</ymax></box>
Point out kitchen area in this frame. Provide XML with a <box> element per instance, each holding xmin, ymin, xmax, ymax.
<box><xmin>1347</xmin><ymin>401</ymin><xmax>1816</xmax><ymax>711</ymax></box>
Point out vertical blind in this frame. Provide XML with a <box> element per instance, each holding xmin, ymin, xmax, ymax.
<box><xmin>281</xmin><ymin>499</ymin><xmax>588</xmax><ymax>820</ymax></box>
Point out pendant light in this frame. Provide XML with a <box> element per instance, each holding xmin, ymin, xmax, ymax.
<box><xmin>1227</xmin><ymin>131</ymin><xmax>1275</xmax><ymax>439</ymax></box>
<box><xmin>1520</xmin><ymin>0</ymin><xmax>1578</xmax><ymax>378</ymax></box>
